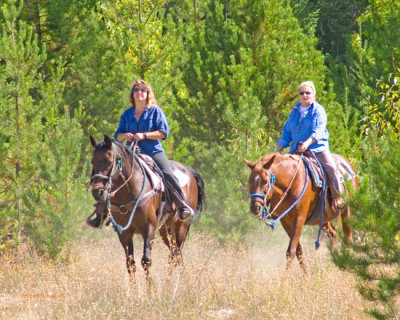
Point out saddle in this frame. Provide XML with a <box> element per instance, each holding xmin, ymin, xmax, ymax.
<box><xmin>288</xmin><ymin>152</ymin><xmax>355</xmax><ymax>189</ymax></box>
<box><xmin>287</xmin><ymin>153</ymin><xmax>356</xmax><ymax>225</ymax></box>
<box><xmin>89</xmin><ymin>154</ymin><xmax>191</xmax><ymax>229</ymax></box>
<box><xmin>137</xmin><ymin>154</ymin><xmax>190</xmax><ymax>191</ymax></box>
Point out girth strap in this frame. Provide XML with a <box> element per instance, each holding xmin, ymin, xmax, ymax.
<box><xmin>110</xmin><ymin>189</ymin><xmax>160</xmax><ymax>214</ymax></box>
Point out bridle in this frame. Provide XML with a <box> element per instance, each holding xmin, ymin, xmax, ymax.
<box><xmin>91</xmin><ymin>144</ymin><xmax>123</xmax><ymax>194</ymax></box>
<box><xmin>90</xmin><ymin>142</ymin><xmax>147</xmax><ymax>234</ymax></box>
<box><xmin>250</xmin><ymin>169</ymin><xmax>276</xmax><ymax>219</ymax></box>
<box><xmin>249</xmin><ymin>154</ymin><xmax>307</xmax><ymax>228</ymax></box>
<box><xmin>90</xmin><ymin>143</ymin><xmax>138</xmax><ymax>198</ymax></box>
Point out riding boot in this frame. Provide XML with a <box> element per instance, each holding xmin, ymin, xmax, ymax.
<box><xmin>86</xmin><ymin>202</ymin><xmax>108</xmax><ymax>229</ymax></box>
<box><xmin>166</xmin><ymin>182</ymin><xmax>194</xmax><ymax>223</ymax></box>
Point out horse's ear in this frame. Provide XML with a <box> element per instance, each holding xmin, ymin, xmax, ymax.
<box><xmin>104</xmin><ymin>135</ymin><xmax>113</xmax><ymax>149</ymax></box>
<box><xmin>90</xmin><ymin>135</ymin><xmax>99</xmax><ymax>148</ymax></box>
<box><xmin>243</xmin><ymin>158</ymin><xmax>255</xmax><ymax>169</ymax></box>
<box><xmin>264</xmin><ymin>154</ymin><xmax>277</xmax><ymax>169</ymax></box>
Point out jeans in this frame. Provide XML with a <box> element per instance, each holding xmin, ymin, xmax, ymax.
<box><xmin>151</xmin><ymin>152</ymin><xmax>188</xmax><ymax>206</ymax></box>
<box><xmin>314</xmin><ymin>150</ymin><xmax>343</xmax><ymax>195</ymax></box>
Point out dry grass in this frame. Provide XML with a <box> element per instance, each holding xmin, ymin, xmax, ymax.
<box><xmin>0</xmin><ymin>226</ymin><xmax>373</xmax><ymax>320</ymax></box>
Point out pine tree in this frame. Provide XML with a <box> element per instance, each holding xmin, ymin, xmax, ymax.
<box><xmin>23</xmin><ymin>107</ymin><xmax>92</xmax><ymax>258</ymax></box>
<box><xmin>334</xmin><ymin>0</ymin><xmax>400</xmax><ymax>133</ymax></box>
<box><xmin>0</xmin><ymin>0</ymin><xmax>88</xmax><ymax>256</ymax></box>
<box><xmin>0</xmin><ymin>0</ymin><xmax>48</xmax><ymax>247</ymax></box>
<box><xmin>331</xmin><ymin>130</ymin><xmax>400</xmax><ymax>319</ymax></box>
<box><xmin>170</xmin><ymin>0</ymin><xmax>328</xmax><ymax>239</ymax></box>
<box><xmin>331</xmin><ymin>76</ymin><xmax>400</xmax><ymax>319</ymax></box>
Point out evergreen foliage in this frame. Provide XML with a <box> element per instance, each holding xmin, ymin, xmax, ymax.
<box><xmin>171</xmin><ymin>0</ymin><xmax>328</xmax><ymax>239</ymax></box>
<box><xmin>331</xmin><ymin>76</ymin><xmax>400</xmax><ymax>318</ymax></box>
<box><xmin>0</xmin><ymin>0</ymin><xmax>48</xmax><ymax>249</ymax></box>
<box><xmin>331</xmin><ymin>129</ymin><xmax>400</xmax><ymax>319</ymax></box>
<box><xmin>0</xmin><ymin>7</ymin><xmax>399</xmax><ymax>318</ymax></box>
<box><xmin>23</xmin><ymin>107</ymin><xmax>92</xmax><ymax>259</ymax></box>
<box><xmin>0</xmin><ymin>0</ymin><xmax>91</xmax><ymax>257</ymax></box>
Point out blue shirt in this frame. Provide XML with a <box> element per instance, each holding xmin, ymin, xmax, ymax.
<box><xmin>114</xmin><ymin>105</ymin><xmax>169</xmax><ymax>156</ymax></box>
<box><xmin>277</xmin><ymin>101</ymin><xmax>329</xmax><ymax>153</ymax></box>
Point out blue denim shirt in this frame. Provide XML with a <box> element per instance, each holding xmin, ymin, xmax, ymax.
<box><xmin>114</xmin><ymin>105</ymin><xmax>169</xmax><ymax>156</ymax></box>
<box><xmin>277</xmin><ymin>101</ymin><xmax>329</xmax><ymax>153</ymax></box>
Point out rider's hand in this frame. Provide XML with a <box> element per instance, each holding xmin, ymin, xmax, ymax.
<box><xmin>297</xmin><ymin>143</ymin><xmax>308</xmax><ymax>153</ymax></box>
<box><xmin>124</xmin><ymin>133</ymin><xmax>135</xmax><ymax>142</ymax></box>
<box><xmin>133</xmin><ymin>133</ymin><xmax>146</xmax><ymax>141</ymax></box>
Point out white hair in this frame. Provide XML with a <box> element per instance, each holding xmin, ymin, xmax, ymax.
<box><xmin>298</xmin><ymin>81</ymin><xmax>316</xmax><ymax>95</ymax></box>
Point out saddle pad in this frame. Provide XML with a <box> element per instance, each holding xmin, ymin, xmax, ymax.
<box><xmin>172</xmin><ymin>167</ymin><xmax>190</xmax><ymax>188</ymax></box>
<box><xmin>138</xmin><ymin>154</ymin><xmax>189</xmax><ymax>189</ymax></box>
<box><xmin>302</xmin><ymin>157</ymin><xmax>323</xmax><ymax>188</ymax></box>
<box><xmin>287</xmin><ymin>154</ymin><xmax>323</xmax><ymax>188</ymax></box>
<box><xmin>333</xmin><ymin>155</ymin><xmax>356</xmax><ymax>180</ymax></box>
<box><xmin>136</xmin><ymin>156</ymin><xmax>163</xmax><ymax>191</ymax></box>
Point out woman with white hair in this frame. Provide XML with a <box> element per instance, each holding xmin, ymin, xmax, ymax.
<box><xmin>275</xmin><ymin>81</ymin><xmax>345</xmax><ymax>209</ymax></box>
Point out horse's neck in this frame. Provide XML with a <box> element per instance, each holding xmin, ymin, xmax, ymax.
<box><xmin>126</xmin><ymin>155</ymin><xmax>144</xmax><ymax>190</ymax></box>
<box><xmin>271</xmin><ymin>156</ymin><xmax>304</xmax><ymax>198</ymax></box>
<box><xmin>112</xmin><ymin>151</ymin><xmax>145</xmax><ymax>202</ymax></box>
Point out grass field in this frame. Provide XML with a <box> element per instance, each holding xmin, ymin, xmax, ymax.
<box><xmin>0</xmin><ymin>225</ymin><xmax>373</xmax><ymax>319</ymax></box>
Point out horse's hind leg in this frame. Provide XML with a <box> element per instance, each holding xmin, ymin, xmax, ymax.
<box><xmin>171</xmin><ymin>221</ymin><xmax>190</xmax><ymax>266</ymax></box>
<box><xmin>159</xmin><ymin>224</ymin><xmax>176</xmax><ymax>266</ymax></box>
<box><xmin>322</xmin><ymin>222</ymin><xmax>338</xmax><ymax>247</ymax></box>
<box><xmin>340</xmin><ymin>207</ymin><xmax>353</xmax><ymax>243</ymax></box>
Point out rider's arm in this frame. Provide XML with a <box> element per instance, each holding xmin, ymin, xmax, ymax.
<box><xmin>275</xmin><ymin>145</ymin><xmax>285</xmax><ymax>153</ymax></box>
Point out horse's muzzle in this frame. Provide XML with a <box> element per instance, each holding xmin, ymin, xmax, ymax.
<box><xmin>91</xmin><ymin>187</ymin><xmax>108</xmax><ymax>202</ymax></box>
<box><xmin>250</xmin><ymin>201</ymin><xmax>263</xmax><ymax>217</ymax></box>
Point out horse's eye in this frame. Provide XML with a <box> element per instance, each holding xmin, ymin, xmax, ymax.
<box><xmin>107</xmin><ymin>160</ymin><xmax>113</xmax><ymax>166</ymax></box>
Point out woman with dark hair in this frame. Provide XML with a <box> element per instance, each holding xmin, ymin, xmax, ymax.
<box><xmin>114</xmin><ymin>79</ymin><xmax>194</xmax><ymax>220</ymax></box>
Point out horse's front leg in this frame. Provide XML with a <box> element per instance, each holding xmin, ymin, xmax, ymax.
<box><xmin>141</xmin><ymin>222</ymin><xmax>155</xmax><ymax>276</ymax></box>
<box><xmin>119</xmin><ymin>233</ymin><xmax>135</xmax><ymax>275</ymax></box>
<box><xmin>280</xmin><ymin>219</ymin><xmax>297</xmax><ymax>265</ymax></box>
<box><xmin>295</xmin><ymin>242</ymin><xmax>307</xmax><ymax>274</ymax></box>
<box><xmin>281</xmin><ymin>216</ymin><xmax>307</xmax><ymax>272</ymax></box>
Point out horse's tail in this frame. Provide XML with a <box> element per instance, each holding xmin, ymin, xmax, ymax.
<box><xmin>188</xmin><ymin>166</ymin><xmax>205</xmax><ymax>223</ymax></box>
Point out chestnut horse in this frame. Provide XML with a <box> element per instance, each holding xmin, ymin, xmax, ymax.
<box><xmin>244</xmin><ymin>152</ymin><xmax>357</xmax><ymax>272</ymax></box>
<box><xmin>90</xmin><ymin>135</ymin><xmax>204</xmax><ymax>276</ymax></box>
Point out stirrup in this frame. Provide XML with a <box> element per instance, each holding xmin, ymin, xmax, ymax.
<box><xmin>178</xmin><ymin>206</ymin><xmax>194</xmax><ymax>223</ymax></box>
<box><xmin>333</xmin><ymin>197</ymin><xmax>346</xmax><ymax>210</ymax></box>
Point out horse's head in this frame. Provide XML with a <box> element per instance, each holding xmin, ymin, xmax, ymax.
<box><xmin>244</xmin><ymin>155</ymin><xmax>277</xmax><ymax>217</ymax></box>
<box><xmin>90</xmin><ymin>135</ymin><xmax>116</xmax><ymax>202</ymax></box>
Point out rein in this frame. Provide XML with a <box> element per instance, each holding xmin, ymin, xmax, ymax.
<box><xmin>91</xmin><ymin>142</ymin><xmax>148</xmax><ymax>234</ymax></box>
<box><xmin>250</xmin><ymin>154</ymin><xmax>308</xmax><ymax>230</ymax></box>
<box><xmin>110</xmin><ymin>143</ymin><xmax>137</xmax><ymax>196</ymax></box>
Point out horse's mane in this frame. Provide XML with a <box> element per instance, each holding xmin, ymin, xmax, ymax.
<box><xmin>259</xmin><ymin>153</ymin><xmax>278</xmax><ymax>163</ymax></box>
<box><xmin>96</xmin><ymin>139</ymin><xmax>133</xmax><ymax>159</ymax></box>
<box><xmin>258</xmin><ymin>153</ymin><xmax>300</xmax><ymax>168</ymax></box>
<box><xmin>113</xmin><ymin>140</ymin><xmax>133</xmax><ymax>158</ymax></box>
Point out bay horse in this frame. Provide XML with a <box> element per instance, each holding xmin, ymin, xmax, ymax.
<box><xmin>244</xmin><ymin>152</ymin><xmax>357</xmax><ymax>272</ymax></box>
<box><xmin>89</xmin><ymin>135</ymin><xmax>204</xmax><ymax>276</ymax></box>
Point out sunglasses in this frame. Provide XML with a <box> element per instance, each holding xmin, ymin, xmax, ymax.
<box><xmin>134</xmin><ymin>88</ymin><xmax>147</xmax><ymax>93</ymax></box>
<box><xmin>299</xmin><ymin>91</ymin><xmax>312</xmax><ymax>96</ymax></box>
